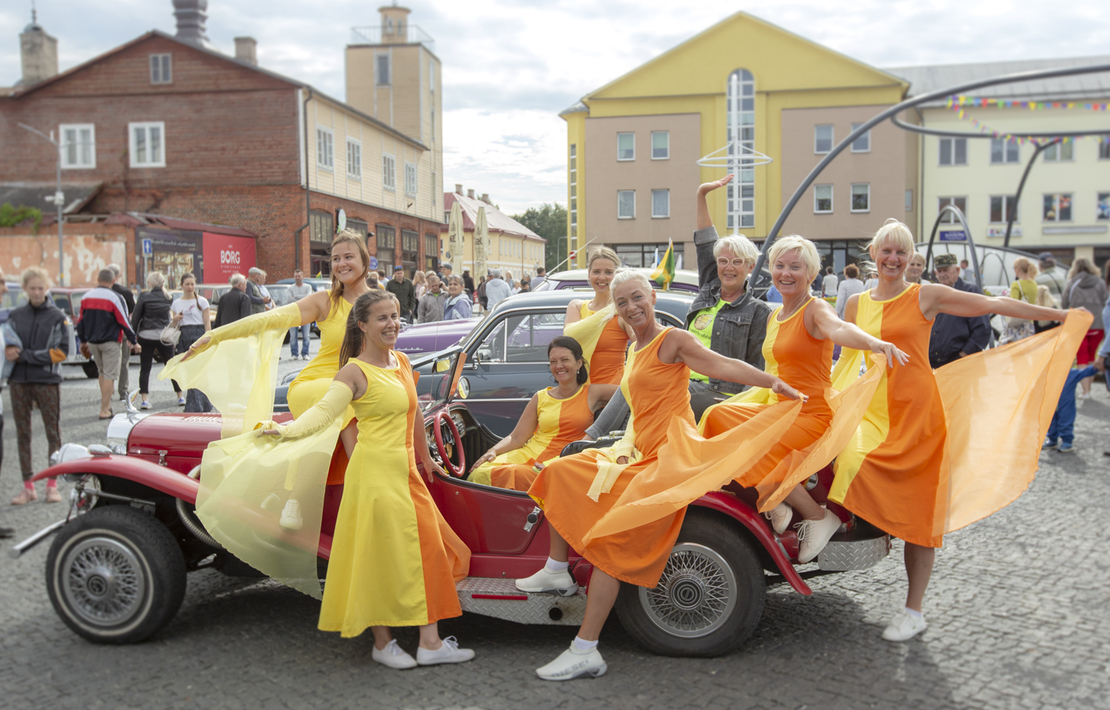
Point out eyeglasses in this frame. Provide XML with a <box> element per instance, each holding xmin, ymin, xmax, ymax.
<box><xmin>716</xmin><ymin>258</ymin><xmax>750</xmax><ymax>269</ymax></box>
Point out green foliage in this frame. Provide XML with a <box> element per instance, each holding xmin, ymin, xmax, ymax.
<box><xmin>511</xmin><ymin>203</ymin><xmax>567</xmax><ymax>270</ymax></box>
<box><xmin>0</xmin><ymin>203</ymin><xmax>43</xmax><ymax>232</ymax></box>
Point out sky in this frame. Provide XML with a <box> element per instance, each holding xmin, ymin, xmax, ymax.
<box><xmin>2</xmin><ymin>1</ymin><xmax>1108</xmax><ymax>216</ymax></box>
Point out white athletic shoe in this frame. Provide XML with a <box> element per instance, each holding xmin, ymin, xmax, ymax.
<box><xmin>416</xmin><ymin>636</ymin><xmax>475</xmax><ymax>665</ymax></box>
<box><xmin>280</xmin><ymin>499</ymin><xmax>303</xmax><ymax>531</ymax></box>
<box><xmin>536</xmin><ymin>644</ymin><xmax>607</xmax><ymax>681</ymax></box>
<box><xmin>795</xmin><ymin>508</ymin><xmax>841</xmax><ymax>564</ymax></box>
<box><xmin>515</xmin><ymin>567</ymin><xmax>579</xmax><ymax>596</ymax></box>
<box><xmin>764</xmin><ymin>502</ymin><xmax>793</xmax><ymax>535</ymax></box>
<box><xmin>882</xmin><ymin>609</ymin><xmax>928</xmax><ymax>642</ymax></box>
<box><xmin>372</xmin><ymin>639</ymin><xmax>417</xmax><ymax>669</ymax></box>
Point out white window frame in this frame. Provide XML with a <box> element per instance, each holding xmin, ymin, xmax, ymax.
<box><xmin>383</xmin><ymin>154</ymin><xmax>396</xmax><ymax>191</ymax></box>
<box><xmin>149</xmin><ymin>54</ymin><xmax>172</xmax><ymax>85</ymax></box>
<box><xmin>814</xmin><ymin>184</ymin><xmax>833</xmax><ymax>214</ymax></box>
<box><xmin>376</xmin><ymin>52</ymin><xmax>391</xmax><ymax>86</ymax></box>
<box><xmin>814</xmin><ymin>125</ymin><xmax>834</xmax><ymax>154</ymax></box>
<box><xmin>617</xmin><ymin>190</ymin><xmax>635</xmax><ymax>219</ymax></box>
<box><xmin>989</xmin><ymin>195</ymin><xmax>1019</xmax><ymax>223</ymax></box>
<box><xmin>651</xmin><ymin>189</ymin><xmax>670</xmax><ymax>219</ymax></box>
<box><xmin>316</xmin><ymin>126</ymin><xmax>334</xmax><ymax>171</ymax></box>
<box><xmin>404</xmin><ymin>161</ymin><xmax>417</xmax><ymax>198</ymax></box>
<box><xmin>939</xmin><ymin>137</ymin><xmax>968</xmax><ymax>166</ymax></box>
<box><xmin>651</xmin><ymin>131</ymin><xmax>669</xmax><ymax>160</ymax></box>
<box><xmin>617</xmin><ymin>132</ymin><xmax>635</xmax><ymax>161</ymax></box>
<box><xmin>346</xmin><ymin>138</ymin><xmax>361</xmax><ymax>179</ymax></box>
<box><xmin>850</xmin><ymin>123</ymin><xmax>870</xmax><ymax>153</ymax></box>
<box><xmin>1043</xmin><ymin>141</ymin><xmax>1074</xmax><ymax>162</ymax></box>
<box><xmin>938</xmin><ymin>196</ymin><xmax>967</xmax><ymax>224</ymax></box>
<box><xmin>850</xmin><ymin>183</ymin><xmax>871</xmax><ymax>213</ymax></box>
<box><xmin>59</xmin><ymin>123</ymin><xmax>96</xmax><ymax>169</ymax></box>
<box><xmin>128</xmin><ymin>121</ymin><xmax>166</xmax><ymax>168</ymax></box>
<box><xmin>990</xmin><ymin>137</ymin><xmax>1020</xmax><ymax>164</ymax></box>
<box><xmin>1043</xmin><ymin>193</ymin><xmax>1072</xmax><ymax>222</ymax></box>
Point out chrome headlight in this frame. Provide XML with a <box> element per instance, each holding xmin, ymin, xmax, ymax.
<box><xmin>51</xmin><ymin>443</ymin><xmax>90</xmax><ymax>469</ymax></box>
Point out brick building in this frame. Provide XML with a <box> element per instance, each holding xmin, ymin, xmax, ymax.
<box><xmin>0</xmin><ymin>4</ymin><xmax>443</xmax><ymax>285</ymax></box>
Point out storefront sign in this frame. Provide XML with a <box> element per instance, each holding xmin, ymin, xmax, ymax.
<box><xmin>202</xmin><ymin>233</ymin><xmax>257</xmax><ymax>283</ymax></box>
<box><xmin>939</xmin><ymin>230</ymin><xmax>967</xmax><ymax>242</ymax></box>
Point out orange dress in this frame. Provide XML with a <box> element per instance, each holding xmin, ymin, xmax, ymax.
<box><xmin>563</xmin><ymin>302</ymin><xmax>629</xmax><ymax>385</ymax></box>
<box><xmin>528</xmin><ymin>328</ymin><xmax>691</xmax><ymax>587</ymax></box>
<box><xmin>468</xmin><ymin>384</ymin><xmax>596</xmax><ymax>491</ymax></box>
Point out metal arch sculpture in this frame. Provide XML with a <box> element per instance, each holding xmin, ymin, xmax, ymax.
<box><xmin>752</xmin><ymin>61</ymin><xmax>1110</xmax><ymax>279</ymax></box>
<box><xmin>922</xmin><ymin>203</ymin><xmax>997</xmax><ymax>347</ymax></box>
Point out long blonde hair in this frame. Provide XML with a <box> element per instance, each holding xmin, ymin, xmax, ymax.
<box><xmin>328</xmin><ymin>229</ymin><xmax>372</xmax><ymax>315</ymax></box>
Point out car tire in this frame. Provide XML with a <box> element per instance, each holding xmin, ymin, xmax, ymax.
<box><xmin>614</xmin><ymin>510</ymin><xmax>765</xmax><ymax>658</ymax></box>
<box><xmin>45</xmin><ymin>505</ymin><xmax>187</xmax><ymax>644</ymax></box>
<box><xmin>81</xmin><ymin>361</ymin><xmax>99</xmax><ymax>379</ymax></box>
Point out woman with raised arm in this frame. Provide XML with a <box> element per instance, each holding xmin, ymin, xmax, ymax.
<box><xmin>468</xmin><ymin>336</ymin><xmax>616</xmax><ymax>490</ymax></box>
<box><xmin>562</xmin><ymin>247</ymin><xmax>632</xmax><ymax>385</ymax></box>
<box><xmin>516</xmin><ymin>270</ymin><xmax>803</xmax><ymax>681</ymax></box>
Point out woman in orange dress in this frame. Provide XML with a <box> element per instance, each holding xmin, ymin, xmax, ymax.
<box><xmin>834</xmin><ymin>218</ymin><xmax>1074</xmax><ymax>642</ymax></box>
<box><xmin>563</xmin><ymin>247</ymin><xmax>632</xmax><ymax>385</ymax></box>
<box><xmin>517</xmin><ymin>271</ymin><xmax>803</xmax><ymax>681</ymax></box>
<box><xmin>468</xmin><ymin>336</ymin><xmax>616</xmax><ymax>490</ymax></box>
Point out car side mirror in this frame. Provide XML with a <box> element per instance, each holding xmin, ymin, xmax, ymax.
<box><xmin>465</xmin><ymin>352</ymin><xmax>481</xmax><ymax>369</ymax></box>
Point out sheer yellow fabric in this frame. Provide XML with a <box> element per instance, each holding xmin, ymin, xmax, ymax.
<box><xmin>564</xmin><ymin>304</ymin><xmax>614</xmax><ymax>367</ymax></box>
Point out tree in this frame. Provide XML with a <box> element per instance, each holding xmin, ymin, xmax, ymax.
<box><xmin>512</xmin><ymin>203</ymin><xmax>567</xmax><ymax>271</ymax></box>
<box><xmin>0</xmin><ymin>203</ymin><xmax>43</xmax><ymax>232</ymax></box>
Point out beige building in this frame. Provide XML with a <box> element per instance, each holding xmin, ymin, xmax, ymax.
<box><xmin>443</xmin><ymin>187</ymin><xmax>546</xmax><ymax>280</ymax></box>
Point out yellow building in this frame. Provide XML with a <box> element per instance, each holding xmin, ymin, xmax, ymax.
<box><xmin>443</xmin><ymin>186</ymin><xmax>546</xmax><ymax>280</ymax></box>
<box><xmin>562</xmin><ymin>11</ymin><xmax>911</xmax><ymax>272</ymax></box>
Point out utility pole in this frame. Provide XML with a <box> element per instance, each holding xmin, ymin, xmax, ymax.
<box><xmin>18</xmin><ymin>123</ymin><xmax>66</xmax><ymax>286</ymax></box>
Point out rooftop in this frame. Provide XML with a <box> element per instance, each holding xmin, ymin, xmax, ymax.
<box><xmin>443</xmin><ymin>192</ymin><xmax>544</xmax><ymax>242</ymax></box>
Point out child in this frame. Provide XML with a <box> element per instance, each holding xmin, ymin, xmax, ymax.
<box><xmin>1043</xmin><ymin>364</ymin><xmax>1098</xmax><ymax>453</ymax></box>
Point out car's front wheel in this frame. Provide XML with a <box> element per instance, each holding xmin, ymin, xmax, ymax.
<box><xmin>45</xmin><ymin>506</ymin><xmax>187</xmax><ymax>644</ymax></box>
<box><xmin>615</xmin><ymin>510</ymin><xmax>765</xmax><ymax>657</ymax></box>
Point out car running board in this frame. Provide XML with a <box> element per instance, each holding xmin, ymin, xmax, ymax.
<box><xmin>456</xmin><ymin>577</ymin><xmax>586</xmax><ymax>626</ymax></box>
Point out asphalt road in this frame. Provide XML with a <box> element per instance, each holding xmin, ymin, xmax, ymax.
<box><xmin>1</xmin><ymin>358</ymin><xmax>1108</xmax><ymax>709</ymax></box>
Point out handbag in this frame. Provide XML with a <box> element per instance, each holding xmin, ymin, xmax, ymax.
<box><xmin>1005</xmin><ymin>283</ymin><xmax>1032</xmax><ymax>328</ymax></box>
<box><xmin>159</xmin><ymin>323</ymin><xmax>181</xmax><ymax>346</ymax></box>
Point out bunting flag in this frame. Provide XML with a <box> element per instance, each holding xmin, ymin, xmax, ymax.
<box><xmin>943</xmin><ymin>94</ymin><xmax>1110</xmax><ymax>146</ymax></box>
<box><xmin>650</xmin><ymin>239</ymin><xmax>676</xmax><ymax>291</ymax></box>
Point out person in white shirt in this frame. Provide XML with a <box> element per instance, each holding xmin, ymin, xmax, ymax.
<box><xmin>821</xmin><ymin>266</ymin><xmax>838</xmax><ymax>298</ymax></box>
<box><xmin>484</xmin><ymin>269</ymin><xmax>513</xmax><ymax>311</ymax></box>
<box><xmin>287</xmin><ymin>269</ymin><xmax>314</xmax><ymax>359</ymax></box>
<box><xmin>170</xmin><ymin>272</ymin><xmax>212</xmax><ymax>410</ymax></box>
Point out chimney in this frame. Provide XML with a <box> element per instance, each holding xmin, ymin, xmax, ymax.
<box><xmin>467</xmin><ymin>189</ymin><xmax>475</xmax><ymax>199</ymax></box>
<box><xmin>234</xmin><ymin>37</ymin><xmax>257</xmax><ymax>65</ymax></box>
<box><xmin>481</xmin><ymin>193</ymin><xmax>490</xmax><ymax>204</ymax></box>
<box><xmin>173</xmin><ymin>0</ymin><xmax>216</xmax><ymax>50</ymax></box>
<box><xmin>19</xmin><ymin>11</ymin><xmax>58</xmax><ymax>86</ymax></box>
<box><xmin>454</xmin><ymin>183</ymin><xmax>463</xmax><ymax>195</ymax></box>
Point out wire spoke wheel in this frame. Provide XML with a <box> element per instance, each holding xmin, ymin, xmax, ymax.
<box><xmin>61</xmin><ymin>536</ymin><xmax>148</xmax><ymax>628</ymax></box>
<box><xmin>640</xmin><ymin>543</ymin><xmax>737</xmax><ymax>638</ymax></box>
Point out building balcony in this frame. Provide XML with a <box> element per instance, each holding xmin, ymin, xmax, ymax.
<box><xmin>350</xmin><ymin>25</ymin><xmax>435</xmax><ymax>52</ymax></box>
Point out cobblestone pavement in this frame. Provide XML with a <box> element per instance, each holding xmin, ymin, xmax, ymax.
<box><xmin>1</xmin><ymin>359</ymin><xmax>1108</xmax><ymax>709</ymax></box>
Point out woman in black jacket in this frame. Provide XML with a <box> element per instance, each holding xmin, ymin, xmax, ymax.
<box><xmin>131</xmin><ymin>271</ymin><xmax>183</xmax><ymax>409</ymax></box>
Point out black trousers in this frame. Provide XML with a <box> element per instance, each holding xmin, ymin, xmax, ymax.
<box><xmin>138</xmin><ymin>337</ymin><xmax>180</xmax><ymax>395</ymax></box>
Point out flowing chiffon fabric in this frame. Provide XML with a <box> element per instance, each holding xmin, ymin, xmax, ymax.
<box><xmin>563</xmin><ymin>302</ymin><xmax>629</xmax><ymax>385</ymax></box>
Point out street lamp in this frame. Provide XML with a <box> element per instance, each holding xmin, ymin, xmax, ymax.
<box><xmin>18</xmin><ymin>123</ymin><xmax>66</xmax><ymax>287</ymax></box>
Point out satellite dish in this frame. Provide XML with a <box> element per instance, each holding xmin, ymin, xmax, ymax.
<box><xmin>337</xmin><ymin>208</ymin><xmax>347</xmax><ymax>234</ymax></box>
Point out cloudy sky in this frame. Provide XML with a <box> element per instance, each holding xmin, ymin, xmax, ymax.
<box><xmin>2</xmin><ymin>1</ymin><xmax>1108</xmax><ymax>215</ymax></box>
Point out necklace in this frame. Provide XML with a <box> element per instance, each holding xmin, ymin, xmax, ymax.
<box><xmin>778</xmin><ymin>296</ymin><xmax>809</xmax><ymax>322</ymax></box>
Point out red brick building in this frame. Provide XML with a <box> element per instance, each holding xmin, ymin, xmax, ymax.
<box><xmin>1</xmin><ymin>20</ymin><xmax>443</xmax><ymax>284</ymax></box>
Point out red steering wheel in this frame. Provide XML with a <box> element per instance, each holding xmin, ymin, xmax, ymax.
<box><xmin>433</xmin><ymin>410</ymin><xmax>466</xmax><ymax>478</ymax></box>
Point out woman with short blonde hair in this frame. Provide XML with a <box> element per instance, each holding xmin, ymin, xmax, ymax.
<box><xmin>1061</xmin><ymin>256</ymin><xmax>1107</xmax><ymax>397</ymax></box>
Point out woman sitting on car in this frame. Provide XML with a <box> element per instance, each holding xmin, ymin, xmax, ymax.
<box><xmin>468</xmin><ymin>336</ymin><xmax>616</xmax><ymax>490</ymax></box>
<box><xmin>562</xmin><ymin>247</ymin><xmax>632</xmax><ymax>386</ymax></box>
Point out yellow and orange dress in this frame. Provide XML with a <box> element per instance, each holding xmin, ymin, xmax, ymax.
<box><xmin>468</xmin><ymin>384</ymin><xmax>596</xmax><ymax>491</ymax></box>
<box><xmin>528</xmin><ymin>328</ymin><xmax>690</xmax><ymax>587</ymax></box>
<box><xmin>563</xmin><ymin>302</ymin><xmax>629</xmax><ymax>385</ymax></box>
<box><xmin>320</xmin><ymin>353</ymin><xmax>468</xmax><ymax>637</ymax></box>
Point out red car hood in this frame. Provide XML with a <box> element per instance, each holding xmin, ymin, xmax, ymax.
<box><xmin>126</xmin><ymin>412</ymin><xmax>292</xmax><ymax>458</ymax></box>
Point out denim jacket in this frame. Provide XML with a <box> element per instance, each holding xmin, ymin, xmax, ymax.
<box><xmin>685</xmin><ymin>226</ymin><xmax>771</xmax><ymax>394</ymax></box>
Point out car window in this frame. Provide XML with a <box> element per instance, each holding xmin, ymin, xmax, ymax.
<box><xmin>51</xmin><ymin>293</ymin><xmax>72</xmax><ymax>315</ymax></box>
<box><xmin>474</xmin><ymin>311</ymin><xmax>566</xmax><ymax>363</ymax></box>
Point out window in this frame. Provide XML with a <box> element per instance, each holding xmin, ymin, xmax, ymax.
<box><xmin>346</xmin><ymin>139</ymin><xmax>361</xmax><ymax>178</ymax></box>
<box><xmin>346</xmin><ymin>219</ymin><xmax>368</xmax><ymax>240</ymax></box>
<box><xmin>617</xmin><ymin>190</ymin><xmax>635</xmax><ymax>219</ymax></box>
<box><xmin>990</xmin><ymin>137</ymin><xmax>1020</xmax><ymax>164</ymax></box>
<box><xmin>989</xmin><ymin>195</ymin><xmax>1019</xmax><ymax>223</ymax></box>
<box><xmin>376</xmin><ymin>53</ymin><xmax>390</xmax><ymax>85</ymax></box>
<box><xmin>617</xmin><ymin>133</ymin><xmax>635</xmax><ymax>161</ymax></box>
<box><xmin>905</xmin><ymin>189</ymin><xmax>913</xmax><ymax>212</ymax></box>
<box><xmin>651</xmin><ymin>189</ymin><xmax>670</xmax><ymax>218</ymax></box>
<box><xmin>149</xmin><ymin>54</ymin><xmax>171</xmax><ymax>84</ymax></box>
<box><xmin>309</xmin><ymin>210</ymin><xmax>333</xmax><ymax>243</ymax></box>
<box><xmin>476</xmin><ymin>313</ymin><xmax>567</xmax><ymax>364</ymax></box>
<box><xmin>938</xmin><ymin>196</ymin><xmax>967</xmax><ymax>223</ymax></box>
<box><xmin>429</xmin><ymin>62</ymin><xmax>435</xmax><ymax>93</ymax></box>
<box><xmin>404</xmin><ymin>162</ymin><xmax>417</xmax><ymax>197</ymax></box>
<box><xmin>614</xmin><ymin>242</ymin><xmax>674</xmax><ymax>269</ymax></box>
<box><xmin>814</xmin><ymin>125</ymin><xmax>834</xmax><ymax>154</ymax></box>
<box><xmin>1100</xmin><ymin>141</ymin><xmax>1110</xmax><ymax>160</ymax></box>
<box><xmin>1043</xmin><ymin>141</ymin><xmax>1074</xmax><ymax>162</ymax></box>
<box><xmin>726</xmin><ymin>69</ymin><xmax>756</xmax><ymax>230</ymax></box>
<box><xmin>814</xmin><ymin>185</ymin><xmax>833</xmax><ymax>213</ymax></box>
<box><xmin>425</xmin><ymin>233</ymin><xmax>439</xmax><ymax>270</ymax></box>
<box><xmin>1043</xmin><ymin>193</ymin><xmax>1072</xmax><ymax>222</ymax></box>
<box><xmin>129</xmin><ymin>122</ymin><xmax>165</xmax><ymax>168</ymax></box>
<box><xmin>402</xmin><ymin>229</ymin><xmax>418</xmax><ymax>269</ymax></box>
<box><xmin>850</xmin><ymin>183</ymin><xmax>870</xmax><ymax>213</ymax></box>
<box><xmin>376</xmin><ymin>224</ymin><xmax>396</xmax><ymax>273</ymax></box>
<box><xmin>59</xmin><ymin>124</ymin><xmax>95</xmax><ymax>169</ymax></box>
<box><xmin>316</xmin><ymin>127</ymin><xmax>334</xmax><ymax>170</ymax></box>
<box><xmin>850</xmin><ymin>123</ymin><xmax>870</xmax><ymax>153</ymax></box>
<box><xmin>939</xmin><ymin>137</ymin><xmax>968</xmax><ymax>166</ymax></box>
<box><xmin>382</xmin><ymin>154</ymin><xmax>396</xmax><ymax>191</ymax></box>
<box><xmin>1097</xmin><ymin>193</ymin><xmax>1110</xmax><ymax>221</ymax></box>
<box><xmin>651</xmin><ymin>131</ymin><xmax>669</xmax><ymax>160</ymax></box>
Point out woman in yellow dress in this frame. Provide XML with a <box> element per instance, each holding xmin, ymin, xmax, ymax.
<box><xmin>563</xmin><ymin>247</ymin><xmax>632</xmax><ymax>385</ymax></box>
<box><xmin>468</xmin><ymin>336</ymin><xmax>617</xmax><ymax>490</ymax></box>
<box><xmin>259</xmin><ymin>289</ymin><xmax>474</xmax><ymax>669</ymax></box>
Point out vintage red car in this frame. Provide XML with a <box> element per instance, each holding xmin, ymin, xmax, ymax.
<box><xmin>12</xmin><ymin>350</ymin><xmax>889</xmax><ymax>657</ymax></box>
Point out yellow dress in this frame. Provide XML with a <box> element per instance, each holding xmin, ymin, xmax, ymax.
<box><xmin>320</xmin><ymin>354</ymin><xmax>467</xmax><ymax>636</ymax></box>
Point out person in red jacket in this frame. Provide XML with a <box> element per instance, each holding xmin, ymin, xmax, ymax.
<box><xmin>76</xmin><ymin>268</ymin><xmax>139</xmax><ymax>419</ymax></box>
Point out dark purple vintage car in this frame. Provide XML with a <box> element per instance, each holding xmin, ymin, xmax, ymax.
<box><xmin>395</xmin><ymin>316</ymin><xmax>483</xmax><ymax>357</ymax></box>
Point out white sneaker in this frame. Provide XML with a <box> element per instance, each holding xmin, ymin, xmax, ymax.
<box><xmin>795</xmin><ymin>508</ymin><xmax>841</xmax><ymax>564</ymax></box>
<box><xmin>882</xmin><ymin>609</ymin><xmax>927</xmax><ymax>642</ymax></box>
<box><xmin>536</xmin><ymin>644</ymin><xmax>607</xmax><ymax>681</ymax></box>
<box><xmin>372</xmin><ymin>639</ymin><xmax>417</xmax><ymax>669</ymax></box>
<box><xmin>416</xmin><ymin>636</ymin><xmax>475</xmax><ymax>666</ymax></box>
<box><xmin>515</xmin><ymin>567</ymin><xmax>579</xmax><ymax>596</ymax></box>
<box><xmin>303</xmin><ymin>354</ymin><xmax>311</xmax><ymax>361</ymax></box>
<box><xmin>764</xmin><ymin>502</ymin><xmax>793</xmax><ymax>535</ymax></box>
<box><xmin>280</xmin><ymin>499</ymin><xmax>303</xmax><ymax>531</ymax></box>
